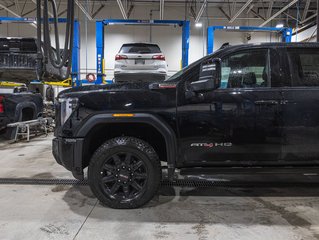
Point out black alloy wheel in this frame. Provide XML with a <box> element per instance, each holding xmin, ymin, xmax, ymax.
<box><xmin>88</xmin><ymin>137</ymin><xmax>161</xmax><ymax>209</ymax></box>
<box><xmin>99</xmin><ymin>152</ymin><xmax>148</xmax><ymax>201</ymax></box>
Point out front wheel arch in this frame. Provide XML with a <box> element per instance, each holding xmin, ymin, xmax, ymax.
<box><xmin>77</xmin><ymin>113</ymin><xmax>177</xmax><ymax>179</ymax></box>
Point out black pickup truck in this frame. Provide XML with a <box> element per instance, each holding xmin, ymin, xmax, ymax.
<box><xmin>0</xmin><ymin>38</ymin><xmax>67</xmax><ymax>83</ymax></box>
<box><xmin>0</xmin><ymin>88</ymin><xmax>43</xmax><ymax>138</ymax></box>
<box><xmin>53</xmin><ymin>42</ymin><xmax>319</xmax><ymax>209</ymax></box>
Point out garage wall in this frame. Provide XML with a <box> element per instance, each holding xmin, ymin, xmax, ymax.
<box><xmin>0</xmin><ymin>4</ymin><xmax>280</xmax><ymax>80</ymax></box>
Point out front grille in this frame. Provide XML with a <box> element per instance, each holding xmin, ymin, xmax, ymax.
<box><xmin>0</xmin><ymin>53</ymin><xmax>36</xmax><ymax>69</ymax></box>
<box><xmin>54</xmin><ymin>101</ymin><xmax>61</xmax><ymax>136</ymax></box>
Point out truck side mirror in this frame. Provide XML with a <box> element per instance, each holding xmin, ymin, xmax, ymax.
<box><xmin>190</xmin><ymin>58</ymin><xmax>221</xmax><ymax>92</ymax></box>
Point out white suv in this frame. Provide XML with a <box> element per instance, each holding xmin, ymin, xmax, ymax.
<box><xmin>114</xmin><ymin>43</ymin><xmax>168</xmax><ymax>83</ymax></box>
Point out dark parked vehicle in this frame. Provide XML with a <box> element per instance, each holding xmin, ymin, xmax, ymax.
<box><xmin>0</xmin><ymin>38</ymin><xmax>67</xmax><ymax>83</ymax></box>
<box><xmin>53</xmin><ymin>42</ymin><xmax>319</xmax><ymax>208</ymax></box>
<box><xmin>0</xmin><ymin>88</ymin><xmax>43</xmax><ymax>139</ymax></box>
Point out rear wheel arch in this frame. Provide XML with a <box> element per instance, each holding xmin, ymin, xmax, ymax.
<box><xmin>15</xmin><ymin>102</ymin><xmax>37</xmax><ymax>121</ymax></box>
<box><xmin>5</xmin><ymin>102</ymin><xmax>37</xmax><ymax>140</ymax></box>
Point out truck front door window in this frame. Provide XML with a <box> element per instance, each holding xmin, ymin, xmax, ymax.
<box><xmin>221</xmin><ymin>50</ymin><xmax>268</xmax><ymax>88</ymax></box>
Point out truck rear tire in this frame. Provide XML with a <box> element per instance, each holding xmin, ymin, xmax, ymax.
<box><xmin>88</xmin><ymin>137</ymin><xmax>161</xmax><ymax>209</ymax></box>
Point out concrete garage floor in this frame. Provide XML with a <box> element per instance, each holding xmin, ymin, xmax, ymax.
<box><xmin>1</xmin><ymin>135</ymin><xmax>319</xmax><ymax>239</ymax></box>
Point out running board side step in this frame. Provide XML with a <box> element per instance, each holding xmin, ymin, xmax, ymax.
<box><xmin>179</xmin><ymin>167</ymin><xmax>319</xmax><ymax>176</ymax></box>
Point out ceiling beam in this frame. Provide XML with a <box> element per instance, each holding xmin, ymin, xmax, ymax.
<box><xmin>0</xmin><ymin>3</ymin><xmax>15</xmax><ymax>12</ymax></box>
<box><xmin>31</xmin><ymin>0</ymin><xmax>53</xmax><ymax>17</ymax></box>
<box><xmin>160</xmin><ymin>0</ymin><xmax>164</xmax><ymax>20</ymax></box>
<box><xmin>301</xmin><ymin>12</ymin><xmax>318</xmax><ymax>24</ymax></box>
<box><xmin>266</xmin><ymin>0</ymin><xmax>273</xmax><ymax>19</ymax></box>
<box><xmin>283</xmin><ymin>12</ymin><xmax>298</xmax><ymax>21</ymax></box>
<box><xmin>259</xmin><ymin>0</ymin><xmax>299</xmax><ymax>27</ymax></box>
<box><xmin>229</xmin><ymin>0</ymin><xmax>253</xmax><ymax>23</ymax></box>
<box><xmin>190</xmin><ymin>6</ymin><xmax>196</xmax><ymax>19</ymax></box>
<box><xmin>75</xmin><ymin>0</ymin><xmax>93</xmax><ymax>20</ymax></box>
<box><xmin>250</xmin><ymin>8</ymin><xmax>266</xmax><ymax>21</ymax></box>
<box><xmin>21</xmin><ymin>7</ymin><xmax>37</xmax><ymax>17</ymax></box>
<box><xmin>127</xmin><ymin>4</ymin><xmax>134</xmax><ymax>18</ymax></box>
<box><xmin>92</xmin><ymin>4</ymin><xmax>105</xmax><ymax>19</ymax></box>
<box><xmin>14</xmin><ymin>0</ymin><xmax>21</xmax><ymax>15</ymax></box>
<box><xmin>302</xmin><ymin>0</ymin><xmax>311</xmax><ymax>21</ymax></box>
<box><xmin>0</xmin><ymin>2</ymin><xmax>36</xmax><ymax>28</ymax></box>
<box><xmin>58</xmin><ymin>9</ymin><xmax>68</xmax><ymax>17</ymax></box>
<box><xmin>20</xmin><ymin>0</ymin><xmax>28</xmax><ymax>16</ymax></box>
<box><xmin>117</xmin><ymin>0</ymin><xmax>128</xmax><ymax>19</ymax></box>
<box><xmin>195</xmin><ymin>0</ymin><xmax>207</xmax><ymax>23</ymax></box>
<box><xmin>231</xmin><ymin>0</ymin><xmax>237</xmax><ymax>17</ymax></box>
<box><xmin>0</xmin><ymin>2</ymin><xmax>20</xmax><ymax>18</ymax></box>
<box><xmin>218</xmin><ymin>7</ymin><xmax>230</xmax><ymax>21</ymax></box>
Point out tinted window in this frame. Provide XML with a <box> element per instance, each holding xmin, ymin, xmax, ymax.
<box><xmin>221</xmin><ymin>49</ymin><xmax>268</xmax><ymax>89</ymax></box>
<box><xmin>120</xmin><ymin>44</ymin><xmax>161</xmax><ymax>54</ymax></box>
<box><xmin>288</xmin><ymin>49</ymin><xmax>319</xmax><ymax>87</ymax></box>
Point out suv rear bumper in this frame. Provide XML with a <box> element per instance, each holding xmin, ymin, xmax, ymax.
<box><xmin>52</xmin><ymin>137</ymin><xmax>84</xmax><ymax>180</ymax></box>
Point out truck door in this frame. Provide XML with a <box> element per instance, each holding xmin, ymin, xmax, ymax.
<box><xmin>177</xmin><ymin>48</ymin><xmax>284</xmax><ymax>167</ymax></box>
<box><xmin>281</xmin><ymin>48</ymin><xmax>319</xmax><ymax>164</ymax></box>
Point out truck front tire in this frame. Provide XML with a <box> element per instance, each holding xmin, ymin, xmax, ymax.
<box><xmin>88</xmin><ymin>137</ymin><xmax>161</xmax><ymax>209</ymax></box>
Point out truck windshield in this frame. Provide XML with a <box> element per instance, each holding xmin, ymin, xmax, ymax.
<box><xmin>165</xmin><ymin>56</ymin><xmax>208</xmax><ymax>82</ymax></box>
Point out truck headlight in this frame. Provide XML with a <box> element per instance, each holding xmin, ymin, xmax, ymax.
<box><xmin>58</xmin><ymin>97</ymin><xmax>79</xmax><ymax>124</ymax></box>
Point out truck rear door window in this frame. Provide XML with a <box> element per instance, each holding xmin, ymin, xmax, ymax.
<box><xmin>287</xmin><ymin>49</ymin><xmax>319</xmax><ymax>87</ymax></box>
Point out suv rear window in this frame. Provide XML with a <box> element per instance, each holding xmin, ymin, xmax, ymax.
<box><xmin>288</xmin><ymin>49</ymin><xmax>319</xmax><ymax>87</ymax></box>
<box><xmin>119</xmin><ymin>44</ymin><xmax>161</xmax><ymax>54</ymax></box>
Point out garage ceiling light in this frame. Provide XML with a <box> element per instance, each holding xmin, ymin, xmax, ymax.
<box><xmin>195</xmin><ymin>22</ymin><xmax>203</xmax><ymax>28</ymax></box>
<box><xmin>276</xmin><ymin>23</ymin><xmax>284</xmax><ymax>28</ymax></box>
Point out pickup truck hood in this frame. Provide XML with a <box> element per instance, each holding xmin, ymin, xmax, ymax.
<box><xmin>58</xmin><ymin>82</ymin><xmax>177</xmax><ymax>112</ymax></box>
<box><xmin>58</xmin><ymin>83</ymin><xmax>150</xmax><ymax>97</ymax></box>
<box><xmin>58</xmin><ymin>82</ymin><xmax>176</xmax><ymax>97</ymax></box>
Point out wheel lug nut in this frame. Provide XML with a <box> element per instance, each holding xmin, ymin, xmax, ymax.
<box><xmin>118</xmin><ymin>180</ymin><xmax>121</xmax><ymax>182</ymax></box>
<box><xmin>117</xmin><ymin>169</ymin><xmax>120</xmax><ymax>171</ymax></box>
<box><xmin>122</xmin><ymin>166</ymin><xmax>125</xmax><ymax>169</ymax></box>
<box><xmin>124</xmin><ymin>182</ymin><xmax>127</xmax><ymax>184</ymax></box>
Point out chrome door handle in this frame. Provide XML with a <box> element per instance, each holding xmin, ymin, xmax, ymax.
<box><xmin>254</xmin><ymin>100</ymin><xmax>278</xmax><ymax>105</ymax></box>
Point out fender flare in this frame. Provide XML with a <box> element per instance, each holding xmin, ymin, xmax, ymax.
<box><xmin>15</xmin><ymin>102</ymin><xmax>37</xmax><ymax>121</ymax></box>
<box><xmin>76</xmin><ymin>113</ymin><xmax>177</xmax><ymax>177</ymax></box>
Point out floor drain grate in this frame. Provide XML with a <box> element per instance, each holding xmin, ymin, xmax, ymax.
<box><xmin>0</xmin><ymin>178</ymin><xmax>88</xmax><ymax>185</ymax></box>
<box><xmin>0</xmin><ymin>178</ymin><xmax>227</xmax><ymax>187</ymax></box>
<box><xmin>161</xmin><ymin>179</ymin><xmax>227</xmax><ymax>187</ymax></box>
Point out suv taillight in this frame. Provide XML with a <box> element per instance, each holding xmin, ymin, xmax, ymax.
<box><xmin>152</xmin><ymin>55</ymin><xmax>165</xmax><ymax>61</ymax></box>
<box><xmin>115</xmin><ymin>54</ymin><xmax>128</xmax><ymax>60</ymax></box>
<box><xmin>0</xmin><ymin>96</ymin><xmax>4</xmax><ymax>113</ymax></box>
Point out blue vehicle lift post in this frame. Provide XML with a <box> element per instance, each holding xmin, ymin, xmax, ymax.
<box><xmin>95</xmin><ymin>19</ymin><xmax>190</xmax><ymax>84</ymax></box>
<box><xmin>0</xmin><ymin>17</ymin><xmax>81</xmax><ymax>87</ymax></box>
<box><xmin>207</xmin><ymin>26</ymin><xmax>293</xmax><ymax>54</ymax></box>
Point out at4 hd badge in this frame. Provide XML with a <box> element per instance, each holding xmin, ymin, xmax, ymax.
<box><xmin>191</xmin><ymin>143</ymin><xmax>232</xmax><ymax>148</ymax></box>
